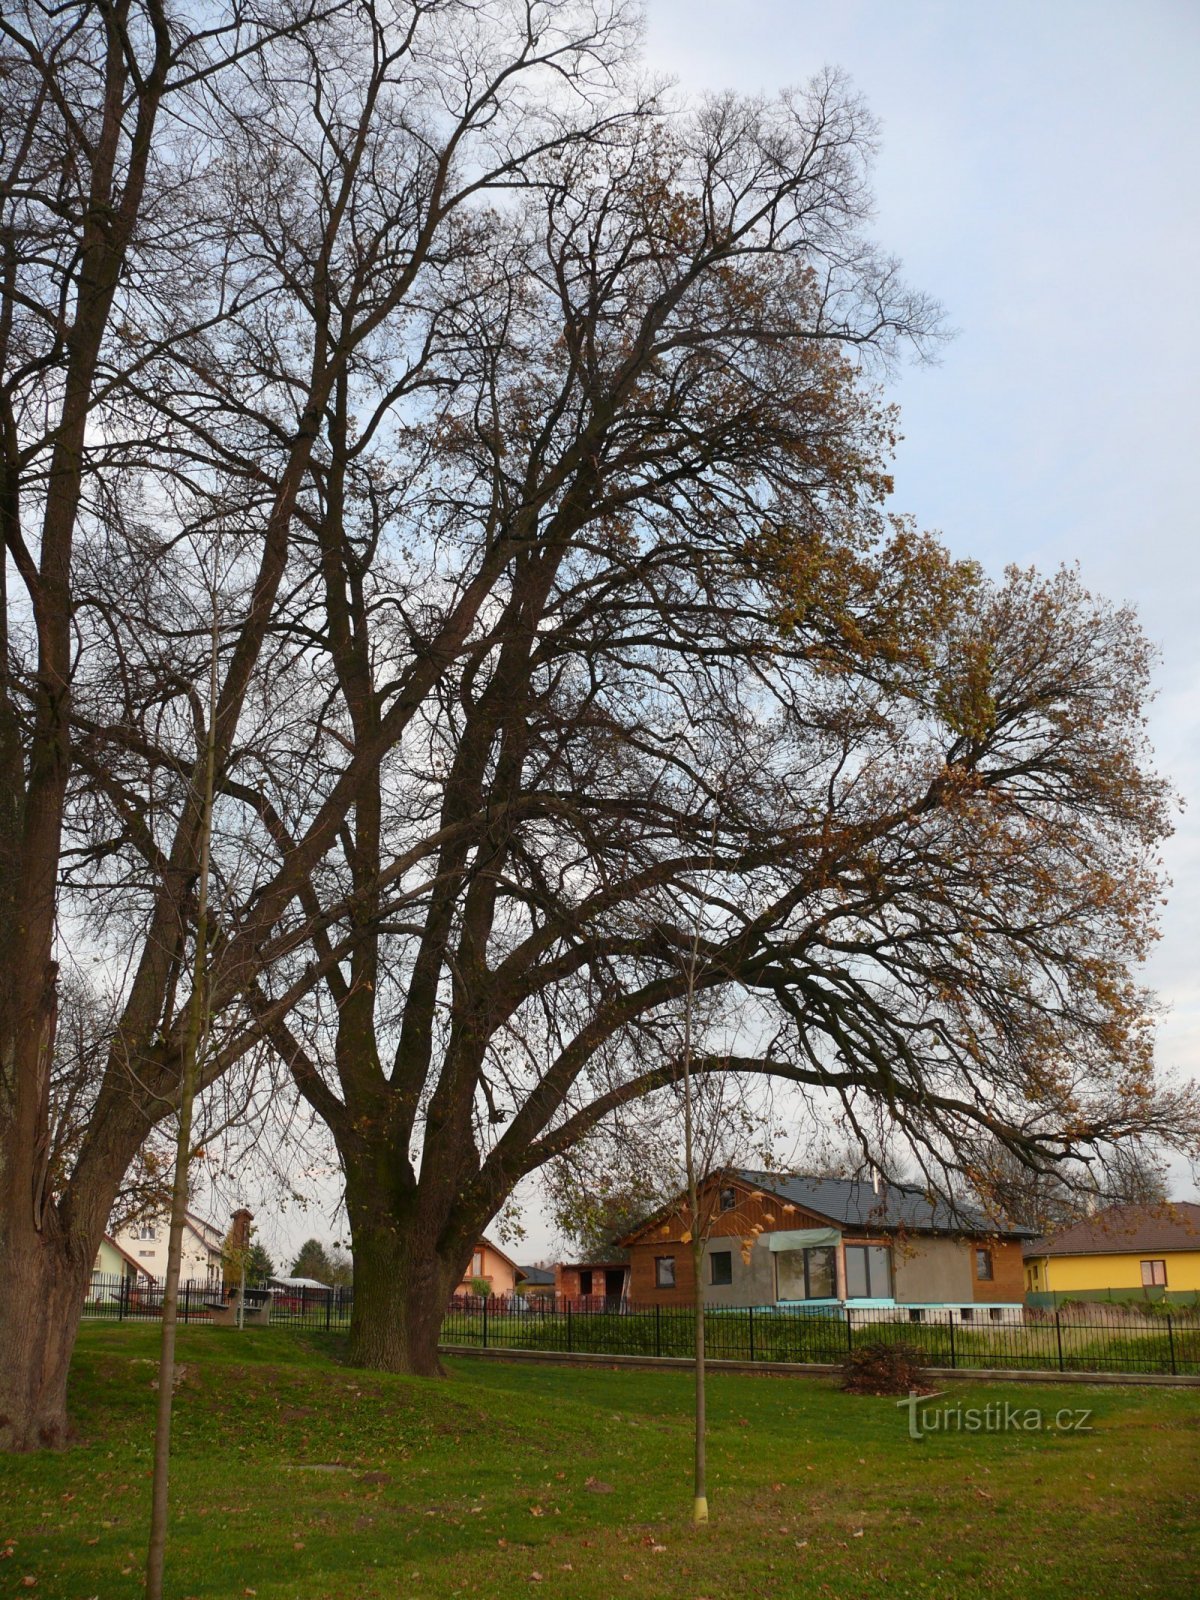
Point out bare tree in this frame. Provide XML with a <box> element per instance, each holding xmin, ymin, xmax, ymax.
<box><xmin>248</xmin><ymin>78</ymin><xmax>1195</xmax><ymax>1378</ymax></box>
<box><xmin>1</xmin><ymin>0</ymin><xmax>640</xmax><ymax>1450</ymax></box>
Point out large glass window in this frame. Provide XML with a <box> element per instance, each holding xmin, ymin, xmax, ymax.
<box><xmin>710</xmin><ymin>1251</ymin><xmax>733</xmax><ymax>1286</ymax></box>
<box><xmin>776</xmin><ymin>1245</ymin><xmax>837</xmax><ymax>1300</ymax></box>
<box><xmin>845</xmin><ymin>1245</ymin><xmax>892</xmax><ymax>1299</ymax></box>
<box><xmin>655</xmin><ymin>1256</ymin><xmax>676</xmax><ymax>1288</ymax></box>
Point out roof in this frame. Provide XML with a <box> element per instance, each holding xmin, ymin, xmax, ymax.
<box><xmin>184</xmin><ymin>1210</ymin><xmax>225</xmax><ymax>1247</ymax></box>
<box><xmin>733</xmin><ymin>1170</ymin><xmax>1034</xmax><ymax>1237</ymax></box>
<box><xmin>269</xmin><ymin>1275</ymin><xmax>331</xmax><ymax>1290</ymax></box>
<box><xmin>476</xmin><ymin>1235</ymin><xmax>527</xmax><ymax>1279</ymax></box>
<box><xmin>1024</xmin><ymin>1201</ymin><xmax>1200</xmax><ymax>1259</ymax></box>
<box><xmin>518</xmin><ymin>1265</ymin><xmax>556</xmax><ymax>1286</ymax></box>
<box><xmin>101</xmin><ymin>1234</ymin><xmax>157</xmax><ymax>1280</ymax></box>
<box><xmin>183</xmin><ymin>1215</ymin><xmax>225</xmax><ymax>1257</ymax></box>
<box><xmin>620</xmin><ymin>1168</ymin><xmax>1034</xmax><ymax>1245</ymax></box>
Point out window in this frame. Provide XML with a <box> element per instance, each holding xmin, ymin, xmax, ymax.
<box><xmin>908</xmin><ymin>1308</ymin><xmax>925</xmax><ymax>1323</ymax></box>
<box><xmin>470</xmin><ymin>1250</ymin><xmax>484</xmax><ymax>1277</ymax></box>
<box><xmin>655</xmin><ymin>1256</ymin><xmax>676</xmax><ymax>1289</ymax></box>
<box><xmin>844</xmin><ymin>1245</ymin><xmax>892</xmax><ymax>1299</ymax></box>
<box><xmin>710</xmin><ymin>1251</ymin><xmax>733</xmax><ymax>1286</ymax></box>
<box><xmin>138</xmin><ymin>1250</ymin><xmax>154</xmax><ymax>1258</ymax></box>
<box><xmin>579</xmin><ymin>1269</ymin><xmax>593</xmax><ymax>1296</ymax></box>
<box><xmin>975</xmin><ymin>1247</ymin><xmax>994</xmax><ymax>1281</ymax></box>
<box><xmin>776</xmin><ymin>1245</ymin><xmax>837</xmax><ymax>1301</ymax></box>
<box><xmin>719</xmin><ymin>1186</ymin><xmax>737</xmax><ymax>1212</ymax></box>
<box><xmin>137</xmin><ymin>1224</ymin><xmax>157</xmax><ymax>1242</ymax></box>
<box><xmin>1141</xmin><ymin>1259</ymin><xmax>1167</xmax><ymax>1287</ymax></box>
<box><xmin>989</xmin><ymin>1308</ymin><xmax>1004</xmax><ymax>1322</ymax></box>
<box><xmin>960</xmin><ymin>1307</ymin><xmax>974</xmax><ymax>1323</ymax></box>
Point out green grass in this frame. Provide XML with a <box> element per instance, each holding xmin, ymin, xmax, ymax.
<box><xmin>0</xmin><ymin>1325</ymin><xmax>1197</xmax><ymax>1599</ymax></box>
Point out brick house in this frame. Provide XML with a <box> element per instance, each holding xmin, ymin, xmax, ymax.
<box><xmin>554</xmin><ymin>1256</ymin><xmax>630</xmax><ymax>1309</ymax></box>
<box><xmin>618</xmin><ymin>1169</ymin><xmax>1031</xmax><ymax>1323</ymax></box>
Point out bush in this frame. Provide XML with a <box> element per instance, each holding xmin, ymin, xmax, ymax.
<box><xmin>841</xmin><ymin>1341</ymin><xmax>932</xmax><ymax>1396</ymax></box>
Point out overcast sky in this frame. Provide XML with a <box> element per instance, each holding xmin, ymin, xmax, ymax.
<box><xmin>249</xmin><ymin>0</ymin><xmax>1200</xmax><ymax>1266</ymax></box>
<box><xmin>642</xmin><ymin>0</ymin><xmax>1200</xmax><ymax>1193</ymax></box>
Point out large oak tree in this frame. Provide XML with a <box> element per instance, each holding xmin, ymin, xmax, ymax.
<box><xmin>241</xmin><ymin>93</ymin><xmax>1195</xmax><ymax>1372</ymax></box>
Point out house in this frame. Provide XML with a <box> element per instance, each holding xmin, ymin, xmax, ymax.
<box><xmin>1023</xmin><ymin>1201</ymin><xmax>1200</xmax><ymax>1307</ymax></box>
<box><xmin>618</xmin><ymin>1168</ymin><xmax>1032</xmax><ymax>1323</ymax></box>
<box><xmin>554</xmin><ymin>1254</ymin><xmax>630</xmax><ymax>1309</ymax></box>
<box><xmin>92</xmin><ymin>1234</ymin><xmax>157</xmax><ymax>1292</ymax></box>
<box><xmin>516</xmin><ymin>1264</ymin><xmax>556</xmax><ymax>1302</ymax></box>
<box><xmin>105</xmin><ymin>1207</ymin><xmax>226</xmax><ymax>1287</ymax></box>
<box><xmin>457</xmin><ymin>1237</ymin><xmax>526</xmax><ymax>1298</ymax></box>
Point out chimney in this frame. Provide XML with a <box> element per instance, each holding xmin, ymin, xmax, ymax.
<box><xmin>871</xmin><ymin>1166</ymin><xmax>881</xmax><ymax>1196</ymax></box>
<box><xmin>224</xmin><ymin>1208</ymin><xmax>253</xmax><ymax>1287</ymax></box>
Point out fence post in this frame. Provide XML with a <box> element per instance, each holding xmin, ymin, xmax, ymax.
<box><xmin>183</xmin><ymin>1282</ymin><xmax>190</xmax><ymax>1326</ymax></box>
<box><xmin>567</xmin><ymin>1302</ymin><xmax>572</xmax><ymax>1354</ymax></box>
<box><xmin>748</xmin><ymin>1304</ymin><xmax>755</xmax><ymax>1363</ymax></box>
<box><xmin>326</xmin><ymin>1290</ymin><xmax>332</xmax><ymax>1333</ymax></box>
<box><xmin>846</xmin><ymin>1306</ymin><xmax>854</xmax><ymax>1357</ymax></box>
<box><xmin>119</xmin><ymin>1275</ymin><xmax>127</xmax><ymax>1323</ymax></box>
<box><xmin>655</xmin><ymin>1303</ymin><xmax>661</xmax><ymax>1359</ymax></box>
<box><xmin>482</xmin><ymin>1295</ymin><xmax>488</xmax><ymax>1350</ymax></box>
<box><xmin>948</xmin><ymin>1309</ymin><xmax>955</xmax><ymax>1370</ymax></box>
<box><xmin>1167</xmin><ymin>1313</ymin><xmax>1176</xmax><ymax>1376</ymax></box>
<box><xmin>1055</xmin><ymin>1309</ymin><xmax>1064</xmax><ymax>1372</ymax></box>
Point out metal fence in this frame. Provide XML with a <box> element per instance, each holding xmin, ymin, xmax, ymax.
<box><xmin>83</xmin><ymin>1272</ymin><xmax>354</xmax><ymax>1330</ymax></box>
<box><xmin>82</xmin><ymin>1274</ymin><xmax>1200</xmax><ymax>1376</ymax></box>
<box><xmin>440</xmin><ymin>1297</ymin><xmax>1200</xmax><ymax>1377</ymax></box>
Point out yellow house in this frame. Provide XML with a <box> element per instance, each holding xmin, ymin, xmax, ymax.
<box><xmin>1024</xmin><ymin>1201</ymin><xmax>1200</xmax><ymax>1307</ymax></box>
<box><xmin>456</xmin><ymin>1236</ymin><xmax>526</xmax><ymax>1298</ymax></box>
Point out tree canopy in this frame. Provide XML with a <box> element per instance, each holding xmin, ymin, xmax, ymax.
<box><xmin>2</xmin><ymin>0</ymin><xmax>1195</xmax><ymax>1433</ymax></box>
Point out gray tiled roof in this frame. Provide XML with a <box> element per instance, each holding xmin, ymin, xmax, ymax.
<box><xmin>734</xmin><ymin>1170</ymin><xmax>1034</xmax><ymax>1238</ymax></box>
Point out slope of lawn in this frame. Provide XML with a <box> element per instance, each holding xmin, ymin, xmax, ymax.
<box><xmin>0</xmin><ymin>1324</ymin><xmax>1196</xmax><ymax>1599</ymax></box>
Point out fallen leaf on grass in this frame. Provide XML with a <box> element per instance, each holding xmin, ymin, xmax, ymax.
<box><xmin>584</xmin><ymin>1477</ymin><xmax>613</xmax><ymax>1494</ymax></box>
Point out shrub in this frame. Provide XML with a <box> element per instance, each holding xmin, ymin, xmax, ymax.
<box><xmin>841</xmin><ymin>1341</ymin><xmax>932</xmax><ymax>1396</ymax></box>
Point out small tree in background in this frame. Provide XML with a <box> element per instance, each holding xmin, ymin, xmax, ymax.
<box><xmin>291</xmin><ymin>1239</ymin><xmax>336</xmax><ymax>1285</ymax></box>
<box><xmin>223</xmin><ymin>1227</ymin><xmax>274</xmax><ymax>1287</ymax></box>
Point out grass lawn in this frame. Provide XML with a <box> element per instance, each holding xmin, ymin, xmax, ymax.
<box><xmin>0</xmin><ymin>1326</ymin><xmax>1196</xmax><ymax>1599</ymax></box>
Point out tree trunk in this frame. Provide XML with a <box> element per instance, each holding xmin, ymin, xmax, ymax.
<box><xmin>0</xmin><ymin>1225</ymin><xmax>92</xmax><ymax>1451</ymax></box>
<box><xmin>346</xmin><ymin>1209</ymin><xmax>461</xmax><ymax>1378</ymax></box>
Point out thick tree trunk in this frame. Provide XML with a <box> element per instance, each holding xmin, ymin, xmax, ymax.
<box><xmin>0</xmin><ymin>1224</ymin><xmax>93</xmax><ymax>1451</ymax></box>
<box><xmin>345</xmin><ymin>1201</ymin><xmax>463</xmax><ymax>1377</ymax></box>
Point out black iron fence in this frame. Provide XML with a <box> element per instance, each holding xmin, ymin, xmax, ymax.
<box><xmin>83</xmin><ymin>1272</ymin><xmax>354</xmax><ymax>1330</ymax></box>
<box><xmin>440</xmin><ymin>1297</ymin><xmax>1200</xmax><ymax>1377</ymax></box>
<box><xmin>82</xmin><ymin>1274</ymin><xmax>1200</xmax><ymax>1376</ymax></box>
